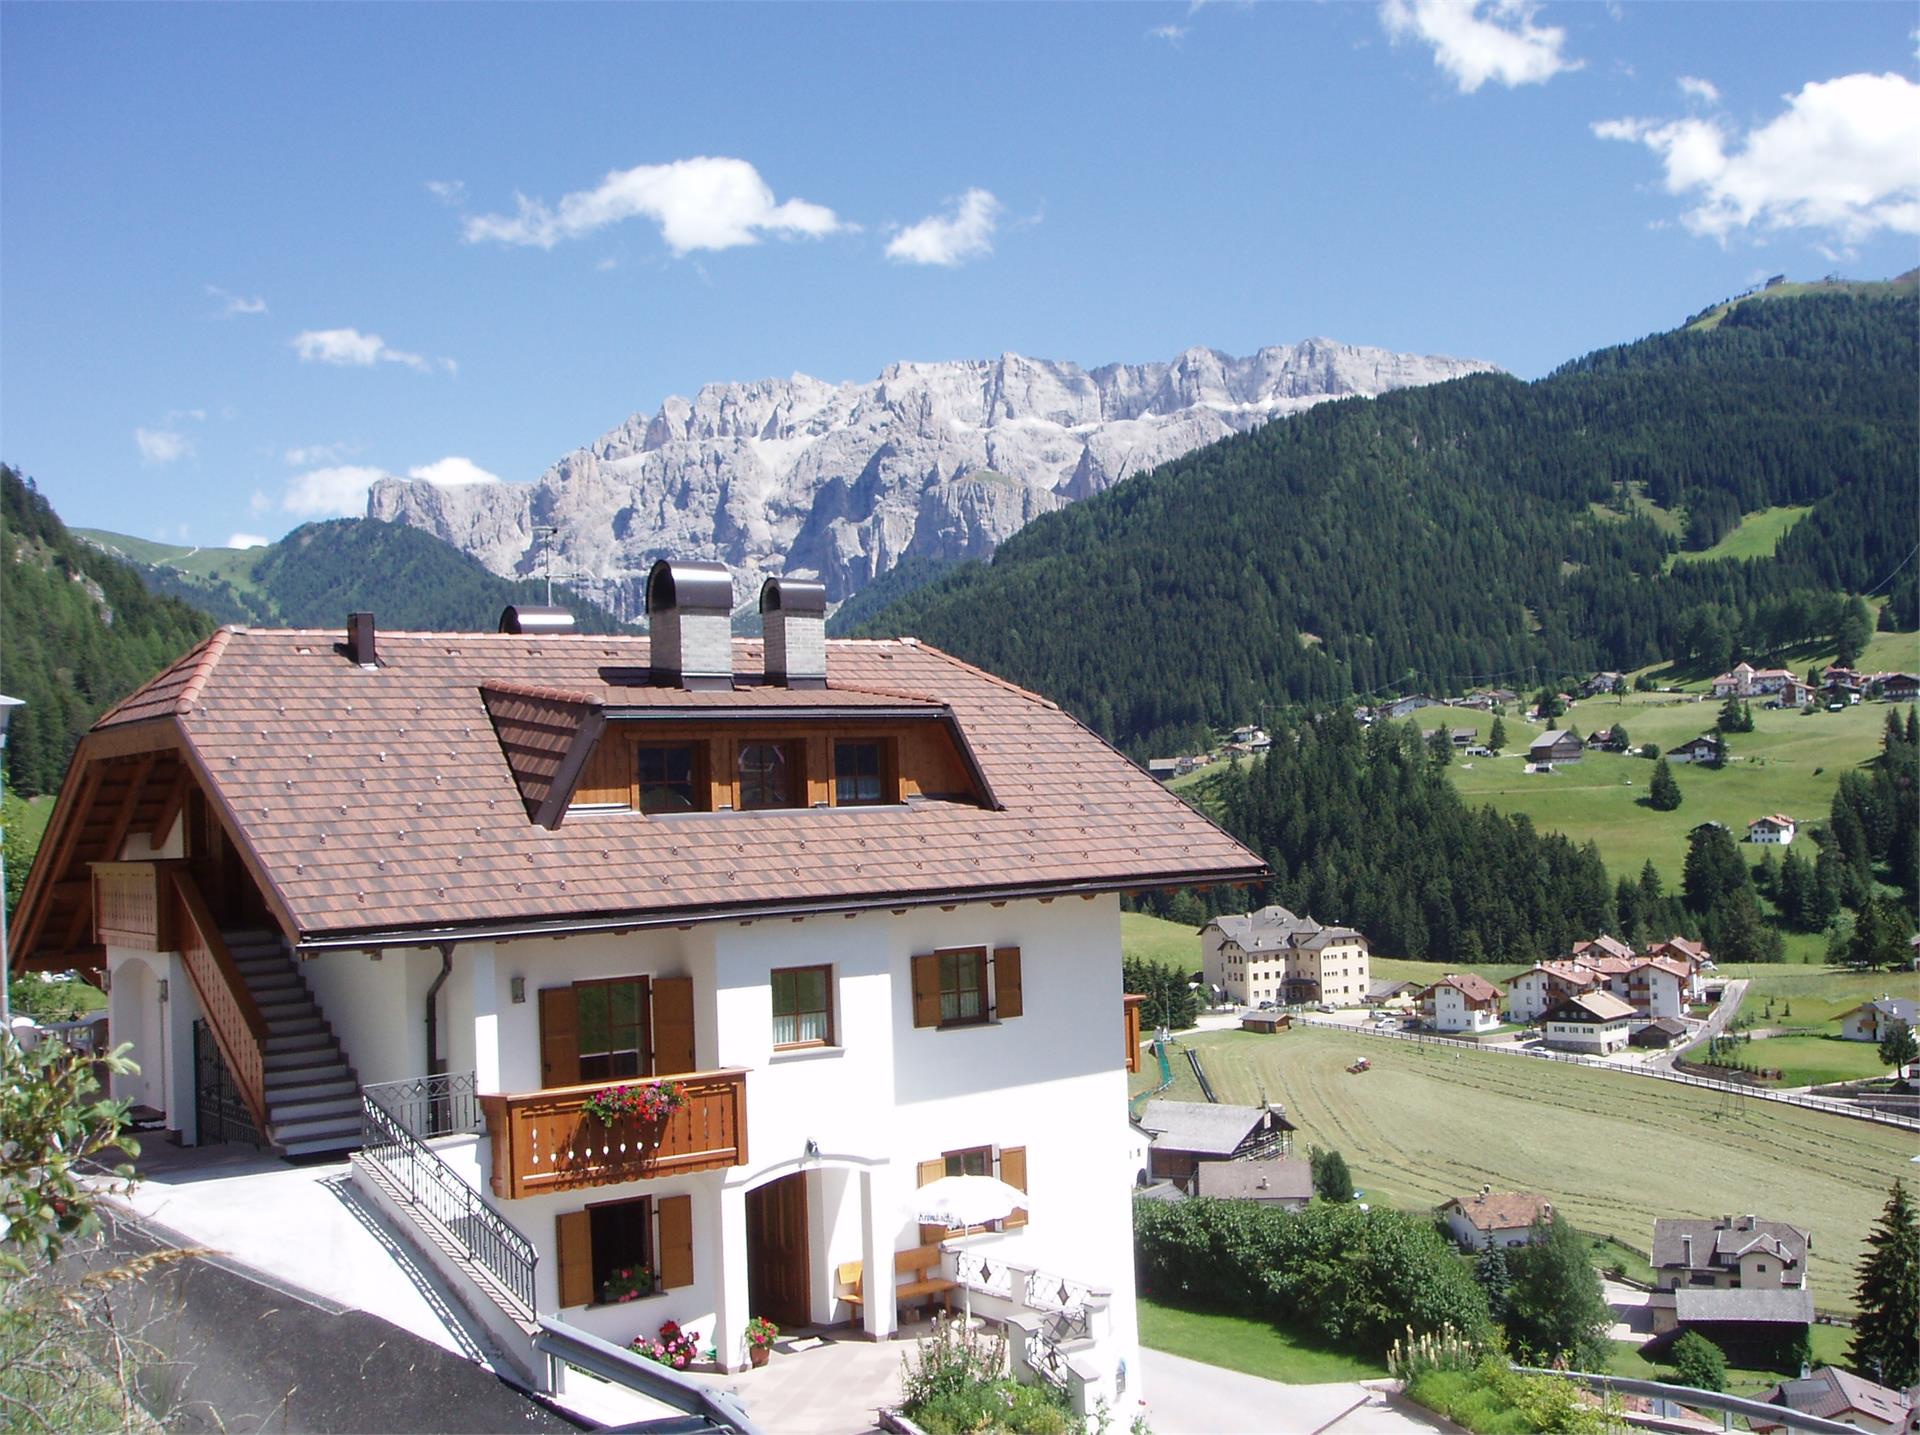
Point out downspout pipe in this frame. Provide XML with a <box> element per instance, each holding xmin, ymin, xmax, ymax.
<box><xmin>426</xmin><ymin>943</ymin><xmax>453</xmax><ymax>1078</ymax></box>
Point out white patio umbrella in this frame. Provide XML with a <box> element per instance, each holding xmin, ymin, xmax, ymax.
<box><xmin>904</xmin><ymin>1175</ymin><xmax>1028</xmax><ymax>1326</ymax></box>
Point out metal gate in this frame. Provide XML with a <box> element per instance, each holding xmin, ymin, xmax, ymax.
<box><xmin>193</xmin><ymin>1019</ymin><xmax>263</xmax><ymax>1148</ymax></box>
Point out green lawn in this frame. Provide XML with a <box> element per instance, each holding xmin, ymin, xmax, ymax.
<box><xmin>1373</xmin><ymin>956</ymin><xmax>1519</xmax><ymax>988</ymax></box>
<box><xmin>1122</xmin><ymin>912</ymin><xmax>1201</xmax><ymax>972</ymax></box>
<box><xmin>1444</xmin><ymin>689</ymin><xmax>1900</xmax><ymax>888</ymax></box>
<box><xmin>1721</xmin><ymin>963</ymin><xmax>1917</xmax><ymax>1033</ymax></box>
<box><xmin>1606</xmin><ymin>1324</ymin><xmax>1849</xmax><ymax>1395</ymax></box>
<box><xmin>1740</xmin><ymin>1034</ymin><xmax>1896</xmax><ymax>1086</ymax></box>
<box><xmin>1137</xmin><ymin>1298</ymin><xmax>1389</xmax><ymax>1383</ymax></box>
<box><xmin>1127</xmin><ymin>1026</ymin><xmax>1911</xmax><ymax>1312</ymax></box>
<box><xmin>1667</xmin><ymin>506</ymin><xmax>1813</xmax><ymax>568</ymax></box>
<box><xmin>1582</xmin><ymin>1233</ymin><xmax>1654</xmax><ymax>1285</ymax></box>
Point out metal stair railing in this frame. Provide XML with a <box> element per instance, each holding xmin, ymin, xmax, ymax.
<box><xmin>360</xmin><ymin>1073</ymin><xmax>536</xmax><ymax>1315</ymax></box>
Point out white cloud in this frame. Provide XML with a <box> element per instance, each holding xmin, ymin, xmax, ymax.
<box><xmin>885</xmin><ymin>189</ymin><xmax>1004</xmax><ymax>267</ymax></box>
<box><xmin>282</xmin><ymin>465</ymin><xmax>388</xmax><ymax>518</ymax></box>
<box><xmin>1148</xmin><ymin>23</ymin><xmax>1189</xmax><ymax>42</ymax></box>
<box><xmin>1595</xmin><ymin>71</ymin><xmax>1920</xmax><ymax>244</ymax></box>
<box><xmin>462</xmin><ymin>156</ymin><xmax>846</xmax><ymax>254</ymax></box>
<box><xmin>249</xmin><ymin>488</ymin><xmax>272</xmax><ymax>514</ymax></box>
<box><xmin>292</xmin><ymin>327</ymin><xmax>436</xmax><ymax>373</ymax></box>
<box><xmin>225</xmin><ymin>533</ymin><xmax>270</xmax><ymax>549</ymax></box>
<box><xmin>1380</xmin><ymin>0</ymin><xmax>1581</xmax><ymax>93</ymax></box>
<box><xmin>206</xmin><ymin>284</ymin><xmax>267</xmax><ymax>317</ymax></box>
<box><xmin>407</xmin><ymin>456</ymin><xmax>502</xmax><ymax>487</ymax></box>
<box><xmin>1677</xmin><ymin>75</ymin><xmax>1720</xmax><ymax>104</ymax></box>
<box><xmin>425</xmin><ymin>179</ymin><xmax>468</xmax><ymax>205</ymax></box>
<box><xmin>135</xmin><ymin>428</ymin><xmax>193</xmax><ymax>464</ymax></box>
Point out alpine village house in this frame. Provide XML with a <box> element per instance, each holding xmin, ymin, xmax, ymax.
<box><xmin>10</xmin><ymin>561</ymin><xmax>1266</xmax><ymax>1407</ymax></box>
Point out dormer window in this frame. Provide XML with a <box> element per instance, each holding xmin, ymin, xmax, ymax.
<box><xmin>638</xmin><ymin>744</ymin><xmax>704</xmax><ymax>814</ymax></box>
<box><xmin>738</xmin><ymin>741</ymin><xmax>797</xmax><ymax>810</ymax></box>
<box><xmin>834</xmin><ymin>741</ymin><xmax>886</xmax><ymax>806</ymax></box>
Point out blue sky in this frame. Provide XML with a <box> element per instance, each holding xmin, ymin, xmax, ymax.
<box><xmin>3</xmin><ymin>2</ymin><xmax>1916</xmax><ymax>549</ymax></box>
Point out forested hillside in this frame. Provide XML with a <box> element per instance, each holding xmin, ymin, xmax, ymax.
<box><xmin>858</xmin><ymin>291</ymin><xmax>1918</xmax><ymax>755</ymax></box>
<box><xmin>91</xmin><ymin>518</ymin><xmax>625</xmax><ymax>635</ymax></box>
<box><xmin>1</xmin><ymin>466</ymin><xmax>214</xmax><ymax>794</ymax></box>
<box><xmin>1154</xmin><ymin>715</ymin><xmax>1616</xmax><ymax>965</ymax></box>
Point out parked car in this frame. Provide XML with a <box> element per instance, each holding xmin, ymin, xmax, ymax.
<box><xmin>1257</xmin><ymin>1000</ymin><xmax>1275</xmax><ymax>1010</ymax></box>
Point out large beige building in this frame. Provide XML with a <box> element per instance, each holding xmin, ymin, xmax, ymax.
<box><xmin>1201</xmin><ymin>905</ymin><xmax>1371</xmax><ymax>1007</ymax></box>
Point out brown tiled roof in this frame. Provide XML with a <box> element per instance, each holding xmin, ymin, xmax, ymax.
<box><xmin>98</xmin><ymin>628</ymin><xmax>1265</xmax><ymax>945</ymax></box>
<box><xmin>1443</xmin><ymin>1191</ymin><xmax>1550</xmax><ymax>1233</ymax></box>
<box><xmin>1428</xmin><ymin>972</ymin><xmax>1502</xmax><ymax>1001</ymax></box>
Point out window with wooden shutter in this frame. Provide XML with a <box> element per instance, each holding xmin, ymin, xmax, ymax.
<box><xmin>999</xmin><ymin>1146</ymin><xmax>1028</xmax><ymax>1228</ymax></box>
<box><xmin>993</xmin><ymin>947</ymin><xmax>1023</xmax><ymax>1020</ymax></box>
<box><xmin>656</xmin><ymin>1194</ymin><xmax>694</xmax><ymax>1290</ymax></box>
<box><xmin>917</xmin><ymin>1157</ymin><xmax>949</xmax><ymax>1243</ymax></box>
<box><xmin>911</xmin><ymin>954</ymin><xmax>941</xmax><ymax>1029</ymax></box>
<box><xmin>652</xmin><ymin>976</ymin><xmax>696</xmax><ymax>1075</ymax></box>
<box><xmin>557</xmin><ymin>1210</ymin><xmax>593</xmax><ymax>1308</ymax></box>
<box><xmin>540</xmin><ymin>987</ymin><xmax>582</xmax><ymax>1088</ymax></box>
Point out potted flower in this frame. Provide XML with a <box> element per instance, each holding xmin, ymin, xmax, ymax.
<box><xmin>600</xmin><ymin>1265</ymin><xmax>654</xmax><ymax>1304</ymax></box>
<box><xmin>744</xmin><ymin>1315</ymin><xmax>779</xmax><ymax>1368</ymax></box>
<box><xmin>581</xmin><ymin>1079</ymin><xmax>686</xmax><ymax>1127</ymax></box>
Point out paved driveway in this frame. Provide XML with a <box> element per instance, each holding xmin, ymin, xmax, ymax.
<box><xmin>1141</xmin><ymin>1351</ymin><xmax>1457</xmax><ymax>1434</ymax></box>
<box><xmin>1602</xmin><ymin>1279</ymin><xmax>1655</xmax><ymax>1343</ymax></box>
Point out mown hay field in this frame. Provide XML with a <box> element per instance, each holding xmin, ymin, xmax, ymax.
<box><xmin>1129</xmin><ymin>1026</ymin><xmax>1912</xmax><ymax>1312</ymax></box>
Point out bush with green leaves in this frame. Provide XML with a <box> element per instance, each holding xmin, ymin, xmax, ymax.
<box><xmin>1502</xmin><ymin>1211</ymin><xmax>1612</xmax><ymax>1370</ymax></box>
<box><xmin>898</xmin><ymin>1316</ymin><xmax>1071</xmax><ymax>1435</ymax></box>
<box><xmin>1669</xmin><ymin>1331</ymin><xmax>1725</xmax><ymax>1391</ymax></box>
<box><xmin>1404</xmin><ymin>1356</ymin><xmax>1617</xmax><ymax>1435</ymax></box>
<box><xmin>1134</xmin><ymin>1195</ymin><xmax>1491</xmax><ymax>1356</ymax></box>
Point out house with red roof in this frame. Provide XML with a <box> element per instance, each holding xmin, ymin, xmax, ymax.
<box><xmin>1420</xmin><ymin>972</ymin><xmax>1504</xmax><ymax>1033</ymax></box>
<box><xmin>11</xmin><ymin>560</ymin><xmax>1266</xmax><ymax>1401</ymax></box>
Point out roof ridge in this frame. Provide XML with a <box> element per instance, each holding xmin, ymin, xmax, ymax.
<box><xmin>175</xmin><ymin>626</ymin><xmax>237</xmax><ymax>713</ymax></box>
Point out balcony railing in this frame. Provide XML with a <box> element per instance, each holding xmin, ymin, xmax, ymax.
<box><xmin>93</xmin><ymin>861</ymin><xmax>177</xmax><ymax>951</ymax></box>
<box><xmin>480</xmin><ymin>1069</ymin><xmax>749</xmax><ymax>1201</ymax></box>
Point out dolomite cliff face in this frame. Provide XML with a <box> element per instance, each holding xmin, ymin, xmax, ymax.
<box><xmin>368</xmin><ymin>340</ymin><xmax>1498</xmax><ymax>617</ymax></box>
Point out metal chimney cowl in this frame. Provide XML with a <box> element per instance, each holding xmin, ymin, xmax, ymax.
<box><xmin>759</xmin><ymin>576</ymin><xmax>828</xmax><ymax>689</ymax></box>
<box><xmin>645</xmin><ymin>559</ymin><xmax>735</xmax><ymax>690</ymax></box>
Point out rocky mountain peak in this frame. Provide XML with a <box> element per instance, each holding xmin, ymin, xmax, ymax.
<box><xmin>367</xmin><ymin>337</ymin><xmax>1498</xmax><ymax>619</ymax></box>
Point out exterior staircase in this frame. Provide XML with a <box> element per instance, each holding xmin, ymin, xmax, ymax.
<box><xmin>225</xmin><ymin>928</ymin><xmax>363</xmax><ymax>1157</ymax></box>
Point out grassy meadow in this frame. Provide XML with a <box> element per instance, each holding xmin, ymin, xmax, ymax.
<box><xmin>1126</xmin><ymin>1025</ymin><xmax>1910</xmax><ymax>1312</ymax></box>
<box><xmin>1666</xmin><ymin>505</ymin><xmax>1812</xmax><ymax>568</ymax></box>
<box><xmin>1137</xmin><ymin>1299</ymin><xmax>1389</xmax><ymax>1383</ymax></box>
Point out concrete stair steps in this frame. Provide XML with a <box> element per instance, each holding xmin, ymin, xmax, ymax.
<box><xmin>264</xmin><ymin>1059</ymin><xmax>353</xmax><ymax>1090</ymax></box>
<box><xmin>258</xmin><ymin>1000</ymin><xmax>321</xmax><ymax>1026</ymax></box>
<box><xmin>275</xmin><ymin>1127</ymin><xmax>364</xmax><ymax>1158</ymax></box>
<box><xmin>263</xmin><ymin>1074</ymin><xmax>359</xmax><ymax>1105</ymax></box>
<box><xmin>270</xmin><ymin>1109</ymin><xmax>363</xmax><ymax>1143</ymax></box>
<box><xmin>261</xmin><ymin>1015</ymin><xmax>326</xmax><ymax>1040</ymax></box>
<box><xmin>264</xmin><ymin>1033</ymin><xmax>338</xmax><ymax>1063</ymax></box>
<box><xmin>268</xmin><ymin>1092</ymin><xmax>363</xmax><ymax>1124</ymax></box>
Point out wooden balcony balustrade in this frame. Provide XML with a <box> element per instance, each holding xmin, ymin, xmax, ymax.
<box><xmin>93</xmin><ymin>861</ymin><xmax>178</xmax><ymax>951</ymax></box>
<box><xmin>479</xmin><ymin>1069</ymin><xmax>750</xmax><ymax>1201</ymax></box>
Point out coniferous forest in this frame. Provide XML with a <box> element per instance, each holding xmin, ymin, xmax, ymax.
<box><xmin>857</xmin><ymin>291</ymin><xmax>1918</xmax><ymax>757</ymax></box>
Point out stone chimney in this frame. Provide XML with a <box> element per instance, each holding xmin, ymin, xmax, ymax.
<box><xmin>759</xmin><ymin>576</ymin><xmax>827</xmax><ymax>689</ymax></box>
<box><xmin>646</xmin><ymin>559</ymin><xmax>735</xmax><ymax>690</ymax></box>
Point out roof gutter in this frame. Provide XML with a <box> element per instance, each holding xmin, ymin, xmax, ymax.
<box><xmin>292</xmin><ymin>863</ymin><xmax>1270</xmax><ymax>955</ymax></box>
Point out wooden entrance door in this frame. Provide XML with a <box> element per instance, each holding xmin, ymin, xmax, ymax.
<box><xmin>746</xmin><ymin>1173</ymin><xmax>811</xmax><ymax>1330</ymax></box>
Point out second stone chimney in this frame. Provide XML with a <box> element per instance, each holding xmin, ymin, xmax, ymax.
<box><xmin>646</xmin><ymin>559</ymin><xmax>735</xmax><ymax>690</ymax></box>
<box><xmin>759</xmin><ymin>576</ymin><xmax>828</xmax><ymax>689</ymax></box>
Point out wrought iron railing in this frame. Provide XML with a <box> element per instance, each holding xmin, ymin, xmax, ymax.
<box><xmin>361</xmin><ymin>1075</ymin><xmax>536</xmax><ymax>1315</ymax></box>
<box><xmin>365</xmin><ymin>1071</ymin><xmax>482</xmax><ymax>1140</ymax></box>
<box><xmin>1023</xmin><ymin>1307</ymin><xmax>1089</xmax><ymax>1389</ymax></box>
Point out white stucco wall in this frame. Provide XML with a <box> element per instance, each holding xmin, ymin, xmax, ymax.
<box><xmin>299</xmin><ymin>945</ymin><xmax>437</xmax><ymax>1087</ymax></box>
<box><xmin>425</xmin><ymin>893</ymin><xmax>1141</xmax><ymax>1383</ymax></box>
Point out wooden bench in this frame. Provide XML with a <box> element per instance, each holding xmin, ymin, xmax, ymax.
<box><xmin>836</xmin><ymin>1243</ymin><xmax>961</xmax><ymax>1321</ymax></box>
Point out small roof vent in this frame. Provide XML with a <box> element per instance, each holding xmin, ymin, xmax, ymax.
<box><xmin>759</xmin><ymin>576</ymin><xmax>827</xmax><ymax>689</ymax></box>
<box><xmin>646</xmin><ymin>559</ymin><xmax>735</xmax><ymax>690</ymax></box>
<box><xmin>498</xmin><ymin>605</ymin><xmax>576</xmax><ymax>635</ymax></box>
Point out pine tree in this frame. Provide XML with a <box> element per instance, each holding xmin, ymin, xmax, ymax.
<box><xmin>1648</xmin><ymin>757</ymin><xmax>1682</xmax><ymax>811</ymax></box>
<box><xmin>1488</xmin><ymin>716</ymin><xmax>1507</xmax><ymax>754</ymax></box>
<box><xmin>1849</xmin><ymin>1180</ymin><xmax>1920</xmax><ymax>1388</ymax></box>
<box><xmin>1877</xmin><ymin>1024</ymin><xmax>1918</xmax><ymax>1073</ymax></box>
<box><xmin>1835</xmin><ymin>596</ymin><xmax>1874</xmax><ymax>669</ymax></box>
<box><xmin>1310</xmin><ymin>1148</ymin><xmax>1354</xmax><ymax>1203</ymax></box>
<box><xmin>1475</xmin><ymin>1243</ymin><xmax>1513</xmax><ymax>1325</ymax></box>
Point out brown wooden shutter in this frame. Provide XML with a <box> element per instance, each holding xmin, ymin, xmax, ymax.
<box><xmin>657</xmin><ymin>1194</ymin><xmax>694</xmax><ymax>1290</ymax></box>
<box><xmin>917</xmin><ymin>1158</ymin><xmax>945</xmax><ymax>1187</ymax></box>
<box><xmin>652</xmin><ymin>976</ymin><xmax>697</xmax><ymax>1076</ymax></box>
<box><xmin>556</xmin><ymin>1210</ymin><xmax>593</xmax><ymax>1307</ymax></box>
<box><xmin>540</xmin><ymin>986</ymin><xmax>581</xmax><ymax>1088</ymax></box>
<box><xmin>993</xmin><ymin>947</ymin><xmax>1023</xmax><ymax>1020</ymax></box>
<box><xmin>911</xmin><ymin>954</ymin><xmax>940</xmax><ymax>1028</ymax></box>
<box><xmin>999</xmin><ymin>1147</ymin><xmax>1028</xmax><ymax>1228</ymax></box>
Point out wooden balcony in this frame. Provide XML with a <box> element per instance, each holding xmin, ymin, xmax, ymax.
<box><xmin>479</xmin><ymin>1069</ymin><xmax>749</xmax><ymax>1201</ymax></box>
<box><xmin>92</xmin><ymin>861</ymin><xmax>179</xmax><ymax>951</ymax></box>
